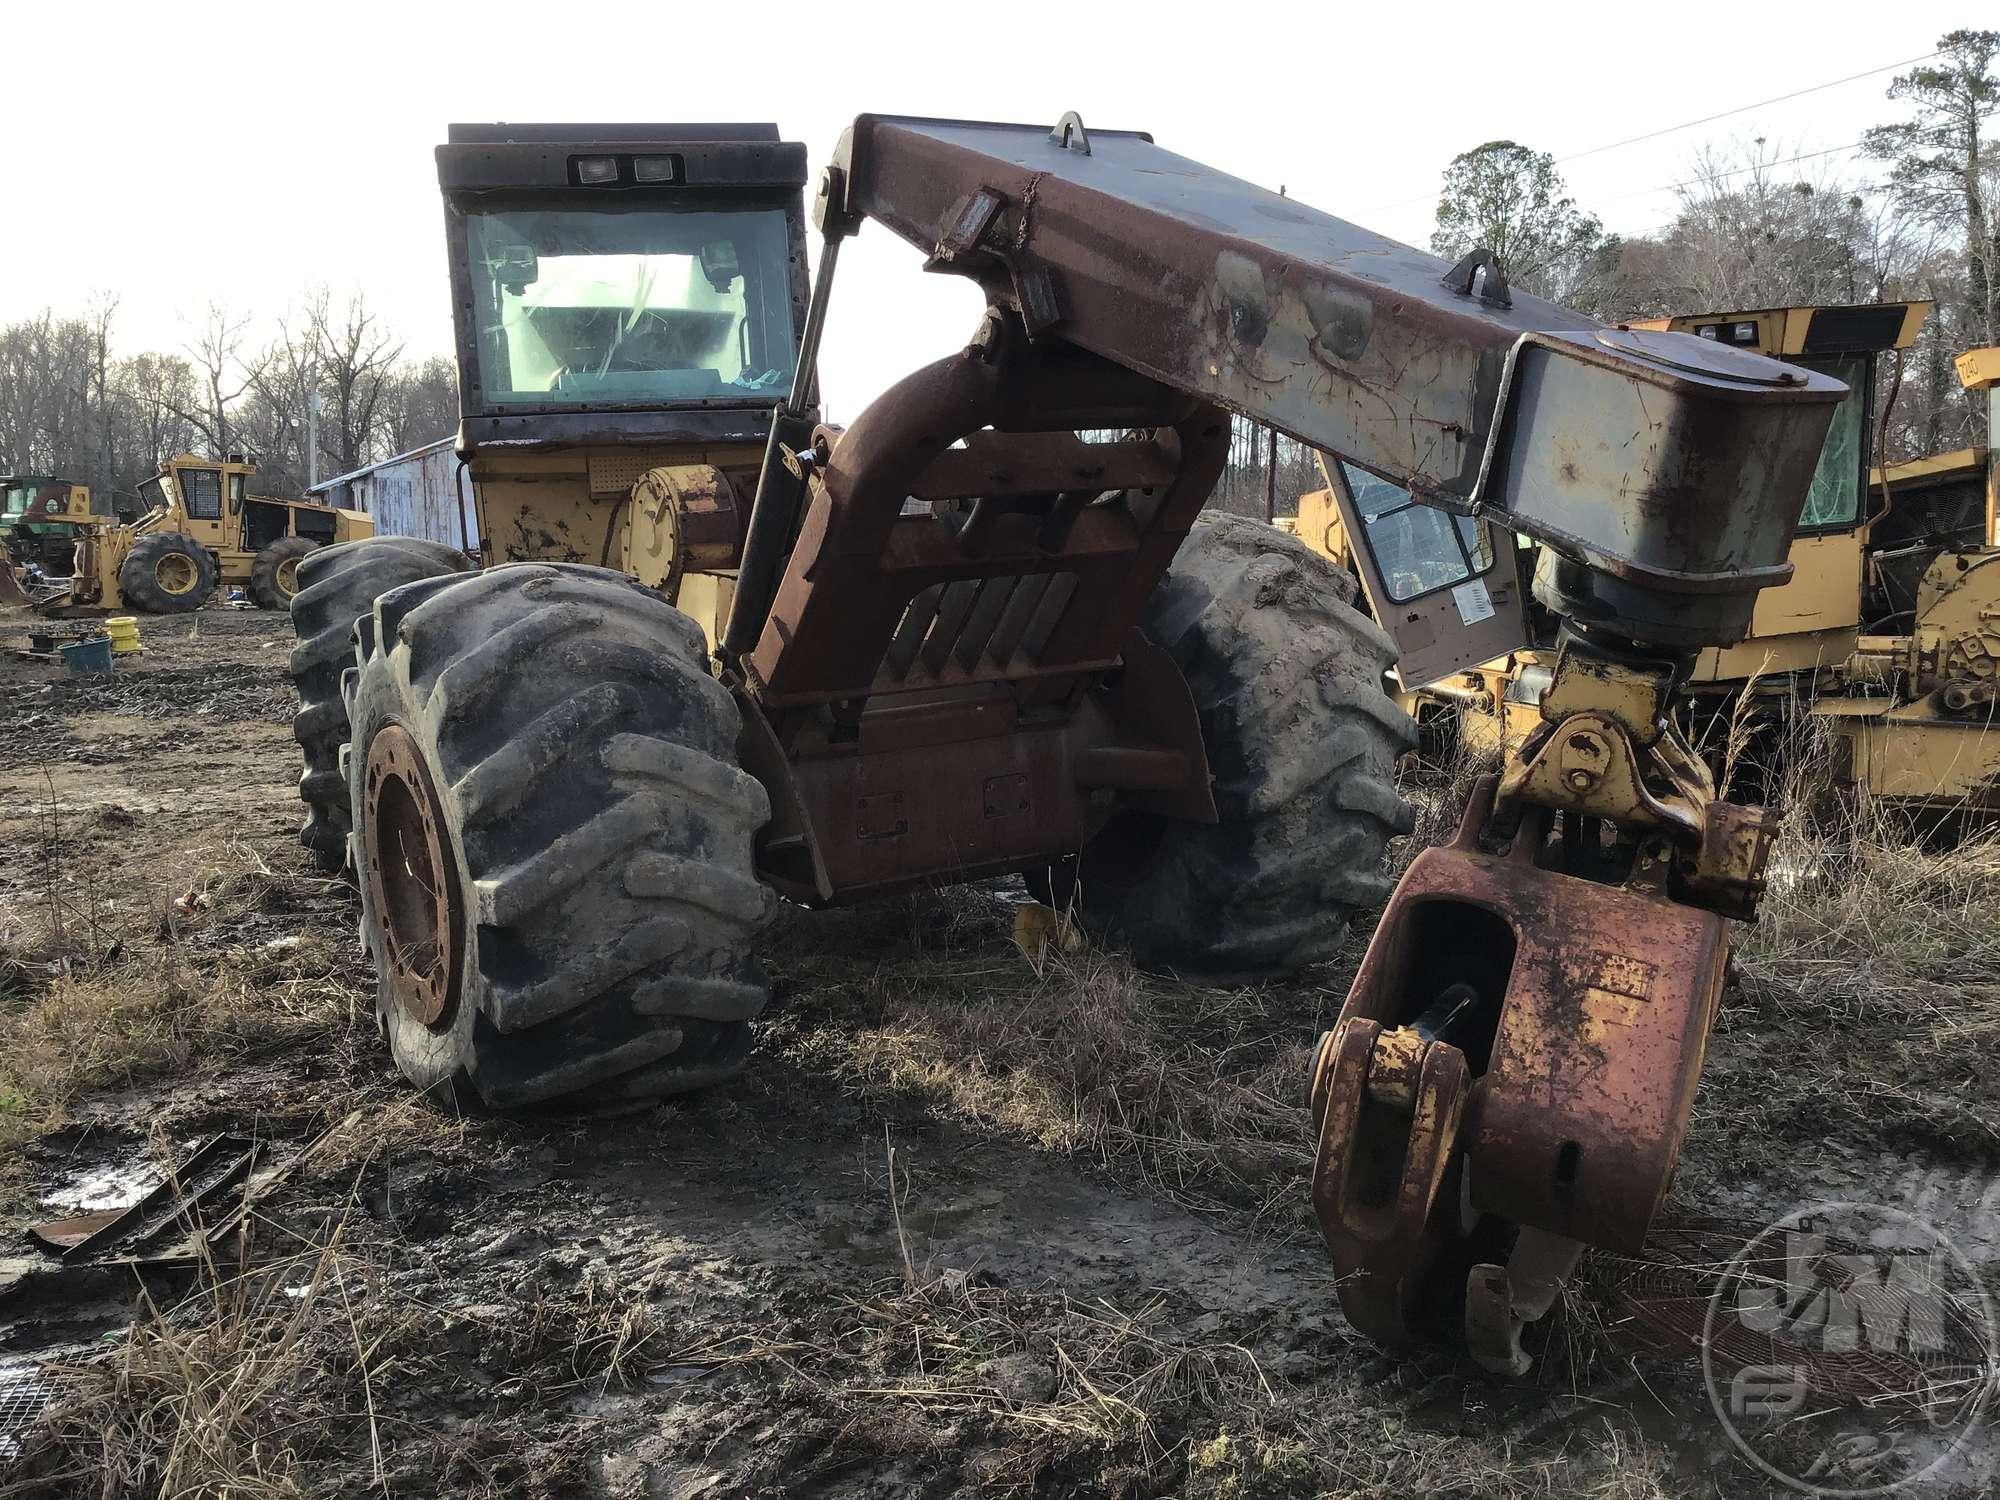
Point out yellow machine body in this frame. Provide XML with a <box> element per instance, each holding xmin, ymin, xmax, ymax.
<box><xmin>462</xmin><ymin>442</ymin><xmax>763</xmax><ymax>656</ymax></box>
<box><xmin>65</xmin><ymin>454</ymin><xmax>373</xmax><ymax>613</ymax></box>
<box><xmin>1294</xmin><ymin>303</ymin><xmax>2000</xmax><ymax>825</ymax></box>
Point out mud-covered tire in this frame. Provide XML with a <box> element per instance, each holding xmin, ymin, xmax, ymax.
<box><xmin>250</xmin><ymin>535</ymin><xmax>320</xmax><ymax>611</ymax></box>
<box><xmin>347</xmin><ymin>562</ymin><xmax>775</xmax><ymax>1108</ymax></box>
<box><xmin>1035</xmin><ymin>512</ymin><xmax>1416</xmax><ymax>976</ymax></box>
<box><xmin>288</xmin><ymin>537</ymin><xmax>474</xmax><ymax>872</ymax></box>
<box><xmin>118</xmin><ymin>533</ymin><xmax>216</xmax><ymax>614</ymax></box>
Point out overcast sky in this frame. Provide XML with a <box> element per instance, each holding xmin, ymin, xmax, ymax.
<box><xmin>6</xmin><ymin>1</ymin><xmax>1976</xmax><ymax>420</ymax></box>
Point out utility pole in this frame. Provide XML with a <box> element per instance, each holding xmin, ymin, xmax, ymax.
<box><xmin>1265</xmin><ymin>184</ymin><xmax>1288</xmax><ymax>527</ymax></box>
<box><xmin>1264</xmin><ymin>424</ymin><xmax>1278</xmax><ymax>523</ymax></box>
<box><xmin>306</xmin><ymin>391</ymin><xmax>322</xmax><ymax>489</ymax></box>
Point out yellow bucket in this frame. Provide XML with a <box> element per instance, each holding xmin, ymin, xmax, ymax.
<box><xmin>105</xmin><ymin>616</ymin><xmax>143</xmax><ymax>655</ymax></box>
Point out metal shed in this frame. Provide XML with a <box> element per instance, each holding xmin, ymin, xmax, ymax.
<box><xmin>309</xmin><ymin>439</ymin><xmax>478</xmax><ymax>552</ymax></box>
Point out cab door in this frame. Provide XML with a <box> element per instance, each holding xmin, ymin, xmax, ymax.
<box><xmin>1318</xmin><ymin>454</ymin><xmax>1530</xmax><ymax>688</ymax></box>
<box><xmin>173</xmin><ymin>465</ymin><xmax>233</xmax><ymax>550</ymax></box>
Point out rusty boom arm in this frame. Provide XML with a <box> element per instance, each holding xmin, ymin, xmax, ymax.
<box><xmin>726</xmin><ymin>114</ymin><xmax>1845</xmax><ymax>1369</ymax></box>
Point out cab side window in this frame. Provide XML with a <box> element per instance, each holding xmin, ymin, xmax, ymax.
<box><xmin>1342</xmin><ymin>461</ymin><xmax>1493</xmax><ymax>602</ymax></box>
<box><xmin>182</xmin><ymin>469</ymin><xmax>223</xmax><ymax>520</ymax></box>
<box><xmin>227</xmin><ymin>473</ymin><xmax>245</xmax><ymax>515</ymax></box>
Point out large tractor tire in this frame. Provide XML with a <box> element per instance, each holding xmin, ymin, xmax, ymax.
<box><xmin>1035</xmin><ymin>512</ymin><xmax>1416</xmax><ymax>977</ymax></box>
<box><xmin>118</xmin><ymin>533</ymin><xmax>216</xmax><ymax>614</ymax></box>
<box><xmin>289</xmin><ymin>537</ymin><xmax>473</xmax><ymax>871</ymax></box>
<box><xmin>346</xmin><ymin>563</ymin><xmax>775</xmax><ymax>1108</ymax></box>
<box><xmin>250</xmin><ymin>536</ymin><xmax>320</xmax><ymax>611</ymax></box>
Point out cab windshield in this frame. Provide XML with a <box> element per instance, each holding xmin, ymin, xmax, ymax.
<box><xmin>136</xmin><ymin>474</ymin><xmax>174</xmax><ymax>514</ymax></box>
<box><xmin>3</xmin><ymin>479</ymin><xmax>65</xmax><ymax>518</ymax></box>
<box><xmin>465</xmin><ymin>205</ymin><xmax>797</xmax><ymax>407</ymax></box>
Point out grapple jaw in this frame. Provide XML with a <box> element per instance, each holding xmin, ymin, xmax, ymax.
<box><xmin>1310</xmin><ymin>775</ymin><xmax>1730</xmax><ymax>1369</ymax></box>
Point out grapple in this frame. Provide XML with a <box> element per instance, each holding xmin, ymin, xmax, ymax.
<box><xmin>1313</xmin><ymin>774</ymin><xmax>1735</xmax><ymax>1364</ymax></box>
<box><xmin>1310</xmin><ymin>637</ymin><xmax>1778</xmax><ymax>1371</ymax></box>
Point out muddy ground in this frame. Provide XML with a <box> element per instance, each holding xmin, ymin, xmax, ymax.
<box><xmin>0</xmin><ymin>606</ymin><xmax>1995</xmax><ymax>1498</ymax></box>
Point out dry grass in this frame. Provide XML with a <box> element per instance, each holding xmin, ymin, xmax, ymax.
<box><xmin>807</xmin><ymin>1272</ymin><xmax>1688</xmax><ymax>1498</ymax></box>
<box><xmin>1689</xmin><ymin>716</ymin><xmax>2000</xmax><ymax>1177</ymax></box>
<box><xmin>9</xmin><ymin>1217</ymin><xmax>399</xmax><ymax>1498</ymax></box>
<box><xmin>0</xmin><ymin>833</ymin><xmax>371</xmax><ymax>1194</ymax></box>
<box><xmin>819</xmin><ymin>1273</ymin><xmax>1269</xmax><ymax>1467</ymax></box>
<box><xmin>8</xmin><ymin>681</ymin><xmax>1995</xmax><ymax>1498</ymax></box>
<box><xmin>9</xmin><ymin>1182</ymin><xmax>680</xmax><ymax>1498</ymax></box>
<box><xmin>772</xmin><ymin>894</ymin><xmax>1333</xmax><ymax>1227</ymax></box>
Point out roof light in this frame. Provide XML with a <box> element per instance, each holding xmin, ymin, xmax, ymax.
<box><xmin>574</xmin><ymin>155</ymin><xmax>619</xmax><ymax>185</ymax></box>
<box><xmin>1732</xmin><ymin>322</ymin><xmax>1758</xmax><ymax>344</ymax></box>
<box><xmin>1697</xmin><ymin>325</ymin><xmax>1719</xmax><ymax>340</ymax></box>
<box><xmin>633</xmin><ymin>154</ymin><xmax>681</xmax><ymax>184</ymax></box>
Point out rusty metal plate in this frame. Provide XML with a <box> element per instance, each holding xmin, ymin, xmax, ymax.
<box><xmin>1308</xmin><ymin>1017</ymin><xmax>1472</xmax><ymax>1346</ymax></box>
<box><xmin>362</xmin><ymin>725</ymin><xmax>466</xmax><ymax>1031</ymax></box>
<box><xmin>1332</xmin><ymin>815</ymin><xmax>1725</xmax><ymax>1257</ymax></box>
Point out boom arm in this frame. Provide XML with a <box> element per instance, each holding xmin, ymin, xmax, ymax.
<box><xmin>738</xmin><ymin>112</ymin><xmax>1852</xmax><ymax>1373</ymax></box>
<box><xmin>818</xmin><ymin>113</ymin><xmax>1844</xmax><ymax>648</ymax></box>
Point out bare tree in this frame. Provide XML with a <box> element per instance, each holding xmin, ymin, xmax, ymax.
<box><xmin>244</xmin><ymin>297</ymin><xmax>324</xmax><ymax>493</ymax></box>
<box><xmin>377</xmin><ymin>355</ymin><xmax>460</xmax><ymax>457</ymax></box>
<box><xmin>172</xmin><ymin>303</ymin><xmax>269</xmax><ymax>457</ymax></box>
<box><xmin>1651</xmin><ymin>138</ymin><xmax>1915</xmax><ymax>311</ymax></box>
<box><xmin>83</xmin><ymin>295</ymin><xmax>118</xmax><ymax>497</ymax></box>
<box><xmin>312</xmin><ymin>292</ymin><xmax>403</xmax><ymax>475</ymax></box>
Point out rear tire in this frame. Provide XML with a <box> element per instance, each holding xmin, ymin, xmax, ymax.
<box><xmin>118</xmin><ymin>533</ymin><xmax>215</xmax><ymax>614</ymax></box>
<box><xmin>288</xmin><ymin>537</ymin><xmax>473</xmax><ymax>871</ymax></box>
<box><xmin>1034</xmin><ymin>513</ymin><xmax>1415</xmax><ymax>976</ymax></box>
<box><xmin>348</xmin><ymin>563</ymin><xmax>775</xmax><ymax>1108</ymax></box>
<box><xmin>250</xmin><ymin>536</ymin><xmax>320</xmax><ymax>610</ymax></box>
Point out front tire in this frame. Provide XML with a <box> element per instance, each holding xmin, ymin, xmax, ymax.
<box><xmin>1036</xmin><ymin>513</ymin><xmax>1415</xmax><ymax>976</ymax></box>
<box><xmin>118</xmin><ymin>533</ymin><xmax>216</xmax><ymax>614</ymax></box>
<box><xmin>250</xmin><ymin>536</ymin><xmax>320</xmax><ymax>610</ymax></box>
<box><xmin>288</xmin><ymin>537</ymin><xmax>473</xmax><ymax>871</ymax></box>
<box><xmin>348</xmin><ymin>563</ymin><xmax>776</xmax><ymax>1108</ymax></box>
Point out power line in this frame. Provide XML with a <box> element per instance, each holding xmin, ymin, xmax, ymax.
<box><xmin>1605</xmin><ymin>139</ymin><xmax>1871</xmax><ymax>207</ymax></box>
<box><xmin>1552</xmin><ymin>51</ymin><xmax>1936</xmax><ymax>167</ymax></box>
<box><xmin>1363</xmin><ymin>47</ymin><xmax>1936</xmax><ymax>217</ymax></box>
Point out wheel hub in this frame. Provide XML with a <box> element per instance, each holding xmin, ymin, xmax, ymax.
<box><xmin>362</xmin><ymin>725</ymin><xmax>465</xmax><ymax>1030</ymax></box>
<box><xmin>276</xmin><ymin>557</ymin><xmax>301</xmax><ymax>596</ymax></box>
<box><xmin>156</xmin><ymin>552</ymin><xmax>197</xmax><ymax>594</ymax></box>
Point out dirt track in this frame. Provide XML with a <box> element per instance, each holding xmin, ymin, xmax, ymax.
<box><xmin>0</xmin><ymin>605</ymin><xmax>1995</xmax><ymax>1498</ymax></box>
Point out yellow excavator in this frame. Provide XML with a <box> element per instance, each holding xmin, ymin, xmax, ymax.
<box><xmin>49</xmin><ymin>453</ymin><xmax>373</xmax><ymax>614</ymax></box>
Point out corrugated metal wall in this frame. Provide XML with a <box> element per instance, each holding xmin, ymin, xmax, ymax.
<box><xmin>315</xmin><ymin>440</ymin><xmax>478</xmax><ymax>552</ymax></box>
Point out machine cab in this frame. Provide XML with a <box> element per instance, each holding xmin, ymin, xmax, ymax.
<box><xmin>436</xmin><ymin>124</ymin><xmax>811</xmax><ymax>458</ymax></box>
<box><xmin>139</xmin><ymin>457</ymin><xmax>238</xmax><ymax>549</ymax></box>
<box><xmin>432</xmin><ymin>125</ymin><xmax>812</xmax><ymax>598</ymax></box>
<box><xmin>1314</xmin><ymin>455</ymin><xmax>1529</xmax><ymax>688</ymax></box>
<box><xmin>2</xmin><ymin>475</ymin><xmax>101</xmax><ymax>526</ymax></box>
<box><xmin>2</xmin><ymin>475</ymin><xmax>103</xmax><ymax>574</ymax></box>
